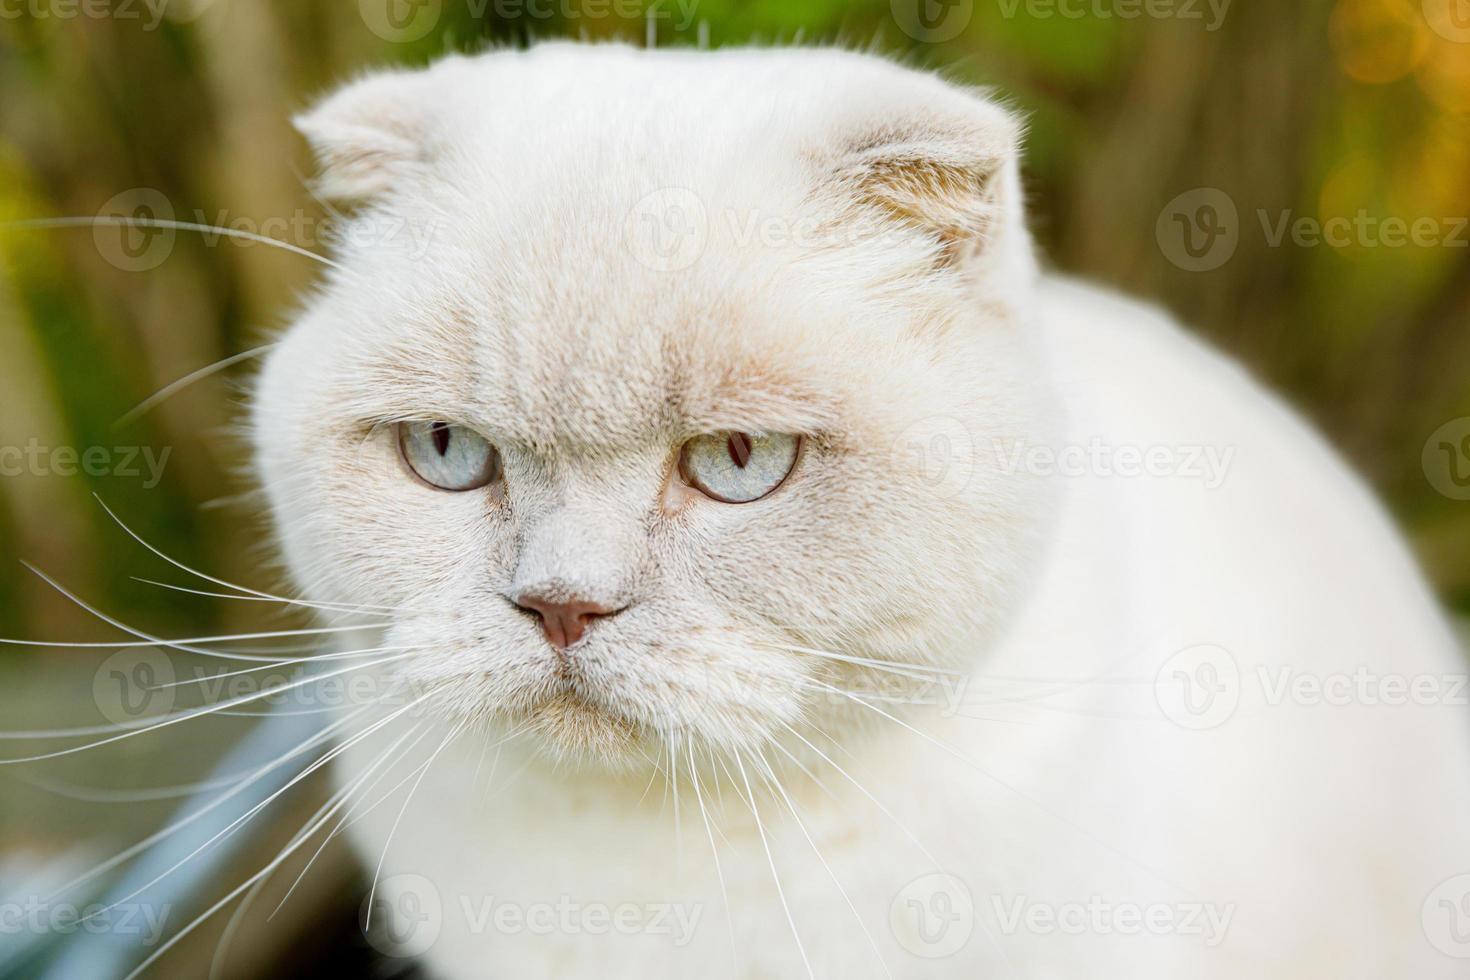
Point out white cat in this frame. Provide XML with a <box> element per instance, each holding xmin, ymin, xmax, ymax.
<box><xmin>251</xmin><ymin>42</ymin><xmax>1470</xmax><ymax>979</ymax></box>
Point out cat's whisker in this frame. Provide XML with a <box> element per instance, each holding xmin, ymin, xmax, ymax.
<box><xmin>687</xmin><ymin>740</ymin><xmax>738</xmax><ymax>971</ymax></box>
<box><xmin>952</xmin><ymin>685</ymin><xmax>1166</xmax><ymax>722</ymax></box>
<box><xmin>962</xmin><ymin>673</ymin><xmax>1158</xmax><ymax>686</ymax></box>
<box><xmin>266</xmin><ymin>723</ymin><xmax>433</xmax><ymax>921</ymax></box>
<box><xmin>147</xmin><ymin>644</ymin><xmax>425</xmax><ymax>691</ymax></box>
<box><xmin>0</xmin><ymin>648</ymin><xmax>421</xmax><ymax>761</ymax></box>
<box><xmin>0</xmin><ymin>627</ymin><xmax>360</xmax><ymax>652</ymax></box>
<box><xmin>704</xmin><ymin>742</ymin><xmax>728</xmax><ymax>815</ymax></box>
<box><xmin>358</xmin><ymin>724</ymin><xmax>522</xmax><ymax>832</ymax></box>
<box><xmin>332</xmin><ymin>722</ymin><xmax>528</xmax><ymax>872</ymax></box>
<box><xmin>804</xmin><ymin>678</ymin><xmax>1191</xmax><ymax>900</ymax></box>
<box><xmin>795</xmin><ymin>679</ymin><xmax>947</xmax><ymax>707</ymax></box>
<box><xmin>777</xmin><ymin>643</ymin><xmax>1161</xmax><ymax>719</ymax></box>
<box><xmin>754</xmin><ymin>745</ymin><xmax>893</xmax><ymax>980</ymax></box>
<box><xmin>94</xmin><ymin>495</ymin><xmax>406</xmax><ymax>615</ymax></box>
<box><xmin>118</xmin><ymin>742</ymin><xmax>394</xmax><ymax>980</ymax></box>
<box><xmin>946</xmin><ymin>644</ymin><xmax>1170</xmax><ymax>712</ymax></box>
<box><xmin>131</xmin><ymin>576</ymin><xmax>413</xmax><ymax>619</ymax></box>
<box><xmin>731</xmin><ymin>749</ymin><xmax>815</xmax><ymax>980</ymax></box>
<box><xmin>77</xmin><ymin>693</ymin><xmax>442</xmax><ymax>925</ymax></box>
<box><xmin>2</xmin><ymin>214</ymin><xmax>341</xmax><ymax>268</ymax></box>
<box><xmin>655</xmin><ymin>738</ymin><xmax>673</xmax><ymax>817</ymax></box>
<box><xmin>953</xmin><ymin>701</ymin><xmax>1168</xmax><ymax>723</ymax></box>
<box><xmin>630</xmin><ymin>744</ymin><xmax>661</xmax><ymax>807</ymax></box>
<box><xmin>805</xmin><ymin>717</ymin><xmax>859</xmax><ymax>765</ymax></box>
<box><xmin>797</xmin><ymin>678</ymin><xmax>1044</xmax><ymax>723</ymax></box>
<box><xmin>468</xmin><ymin>727</ymin><xmax>492</xmax><ymax>801</ymax></box>
<box><xmin>764</xmin><ymin>642</ymin><xmax>966</xmax><ymax>680</ymax></box>
<box><xmin>773</xmin><ymin>720</ymin><xmax>940</xmax><ymax>869</ymax></box>
<box><xmin>42</xmin><ymin>705</ymin><xmax>369</xmax><ymax>903</ymax></box>
<box><xmin>0</xmin><ymin>690</ymin><xmax>367</xmax><ymax>739</ymax></box>
<box><xmin>363</xmin><ymin>720</ymin><xmax>470</xmax><ymax>929</ymax></box>
<box><xmin>190</xmin><ymin>642</ymin><xmax>334</xmax><ymax>656</ymax></box>
<box><xmin>207</xmin><ymin>855</ymin><xmax>276</xmax><ymax>980</ymax></box>
<box><xmin>16</xmin><ymin>770</ymin><xmax>263</xmax><ymax>804</ymax></box>
<box><xmin>731</xmin><ymin>712</ymin><xmax>838</xmax><ymax>799</ymax></box>
<box><xmin>213</xmin><ymin>704</ymin><xmax>354</xmax><ymax>718</ymax></box>
<box><xmin>114</xmin><ymin>345</ymin><xmax>276</xmax><ymax>428</ymax></box>
<box><xmin>669</xmin><ymin>737</ymin><xmax>683</xmax><ymax>876</ymax></box>
<box><xmin>0</xmin><ymin>713</ymin><xmax>227</xmax><ymax>742</ymax></box>
<box><xmin>473</xmin><ymin>747</ymin><xmax>536</xmax><ymax>805</ymax></box>
<box><xmin>814</xmin><ymin>659</ymin><xmax>1149</xmax><ymax>718</ymax></box>
<box><xmin>475</xmin><ymin>732</ymin><xmax>508</xmax><ymax>813</ymax></box>
<box><xmin>773</xmin><ymin>719</ymin><xmax>1016</xmax><ymax>971</ymax></box>
<box><xmin>14</xmin><ymin>560</ymin><xmax>388</xmax><ymax>664</ymax></box>
<box><xmin>209</xmin><ymin>724</ymin><xmax>429</xmax><ymax>978</ymax></box>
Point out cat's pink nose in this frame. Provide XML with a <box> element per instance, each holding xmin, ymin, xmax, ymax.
<box><xmin>514</xmin><ymin>593</ymin><xmax>620</xmax><ymax>649</ymax></box>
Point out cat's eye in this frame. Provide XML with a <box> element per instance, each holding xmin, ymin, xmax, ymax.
<box><xmin>678</xmin><ymin>431</ymin><xmax>801</xmax><ymax>503</ymax></box>
<box><xmin>398</xmin><ymin>421</ymin><xmax>500</xmax><ymax>492</ymax></box>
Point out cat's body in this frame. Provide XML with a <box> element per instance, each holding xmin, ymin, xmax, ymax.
<box><xmin>252</xmin><ymin>44</ymin><xmax>1470</xmax><ymax>978</ymax></box>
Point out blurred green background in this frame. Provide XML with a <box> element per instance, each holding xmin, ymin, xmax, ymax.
<box><xmin>0</xmin><ymin>0</ymin><xmax>1467</xmax><ymax>973</ymax></box>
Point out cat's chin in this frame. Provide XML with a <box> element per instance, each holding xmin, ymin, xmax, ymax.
<box><xmin>519</xmin><ymin>689</ymin><xmax>646</xmax><ymax>770</ymax></box>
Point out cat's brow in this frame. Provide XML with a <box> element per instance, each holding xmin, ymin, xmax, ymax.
<box><xmin>346</xmin><ymin>321</ymin><xmax>845</xmax><ymax>444</ymax></box>
<box><xmin>670</xmin><ymin>357</ymin><xmax>845</xmax><ymax>438</ymax></box>
<box><xmin>676</xmin><ymin>394</ymin><xmax>839</xmax><ymax>438</ymax></box>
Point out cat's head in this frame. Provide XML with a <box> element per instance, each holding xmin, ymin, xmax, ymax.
<box><xmin>252</xmin><ymin>43</ymin><xmax>1048</xmax><ymax>768</ymax></box>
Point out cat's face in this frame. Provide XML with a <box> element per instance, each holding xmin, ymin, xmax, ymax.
<box><xmin>252</xmin><ymin>44</ymin><xmax>1046</xmax><ymax>766</ymax></box>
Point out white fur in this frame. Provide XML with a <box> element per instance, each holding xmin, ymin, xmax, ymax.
<box><xmin>252</xmin><ymin>43</ymin><xmax>1470</xmax><ymax>978</ymax></box>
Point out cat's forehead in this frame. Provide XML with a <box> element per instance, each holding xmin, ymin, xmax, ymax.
<box><xmin>334</xmin><ymin>253</ymin><xmax>876</xmax><ymax>452</ymax></box>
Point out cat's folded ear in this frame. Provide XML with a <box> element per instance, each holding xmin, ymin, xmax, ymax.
<box><xmin>293</xmin><ymin>69</ymin><xmax>434</xmax><ymax>201</ymax></box>
<box><xmin>821</xmin><ymin>83</ymin><xmax>1029</xmax><ymax>272</ymax></box>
